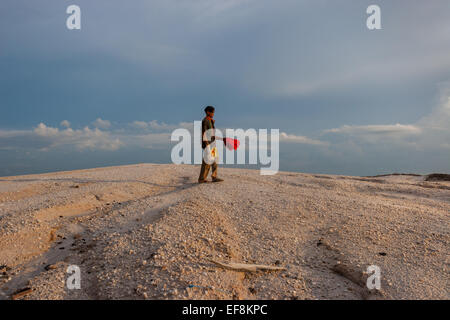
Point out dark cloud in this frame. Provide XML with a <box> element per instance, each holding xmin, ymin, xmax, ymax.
<box><xmin>0</xmin><ymin>0</ymin><xmax>449</xmax><ymax>175</ymax></box>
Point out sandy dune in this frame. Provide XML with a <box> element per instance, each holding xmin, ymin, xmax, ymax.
<box><xmin>0</xmin><ymin>164</ymin><xmax>448</xmax><ymax>300</ymax></box>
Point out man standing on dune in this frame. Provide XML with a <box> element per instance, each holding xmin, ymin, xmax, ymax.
<box><xmin>198</xmin><ymin>106</ymin><xmax>224</xmax><ymax>183</ymax></box>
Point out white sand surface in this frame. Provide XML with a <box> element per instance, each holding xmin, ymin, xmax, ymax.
<box><xmin>0</xmin><ymin>164</ymin><xmax>448</xmax><ymax>300</ymax></box>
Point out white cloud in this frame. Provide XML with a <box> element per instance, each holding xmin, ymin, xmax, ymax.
<box><xmin>92</xmin><ymin>118</ymin><xmax>111</xmax><ymax>129</ymax></box>
<box><xmin>131</xmin><ymin>133</ymin><xmax>171</xmax><ymax>149</ymax></box>
<box><xmin>418</xmin><ymin>87</ymin><xmax>450</xmax><ymax>130</ymax></box>
<box><xmin>131</xmin><ymin>121</ymin><xmax>149</xmax><ymax>129</ymax></box>
<box><xmin>148</xmin><ymin>120</ymin><xmax>172</xmax><ymax>131</ymax></box>
<box><xmin>280</xmin><ymin>132</ymin><xmax>328</xmax><ymax>146</ymax></box>
<box><xmin>324</xmin><ymin>124</ymin><xmax>422</xmax><ymax>137</ymax></box>
<box><xmin>60</xmin><ymin>120</ymin><xmax>71</xmax><ymax>128</ymax></box>
<box><xmin>33</xmin><ymin>123</ymin><xmax>122</xmax><ymax>151</ymax></box>
<box><xmin>34</xmin><ymin>123</ymin><xmax>60</xmax><ymax>137</ymax></box>
<box><xmin>0</xmin><ymin>119</ymin><xmax>192</xmax><ymax>153</ymax></box>
<box><xmin>0</xmin><ymin>123</ymin><xmax>123</xmax><ymax>152</ymax></box>
<box><xmin>323</xmin><ymin>86</ymin><xmax>450</xmax><ymax>150</ymax></box>
<box><xmin>131</xmin><ymin>120</ymin><xmax>192</xmax><ymax>132</ymax></box>
<box><xmin>0</xmin><ymin>129</ymin><xmax>29</xmax><ymax>138</ymax></box>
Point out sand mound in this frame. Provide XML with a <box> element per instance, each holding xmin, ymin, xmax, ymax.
<box><xmin>426</xmin><ymin>173</ymin><xmax>450</xmax><ymax>182</ymax></box>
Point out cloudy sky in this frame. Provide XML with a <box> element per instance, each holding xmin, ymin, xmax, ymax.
<box><xmin>1</xmin><ymin>0</ymin><xmax>449</xmax><ymax>176</ymax></box>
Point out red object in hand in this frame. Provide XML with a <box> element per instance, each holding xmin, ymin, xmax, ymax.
<box><xmin>224</xmin><ymin>138</ymin><xmax>240</xmax><ymax>151</ymax></box>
